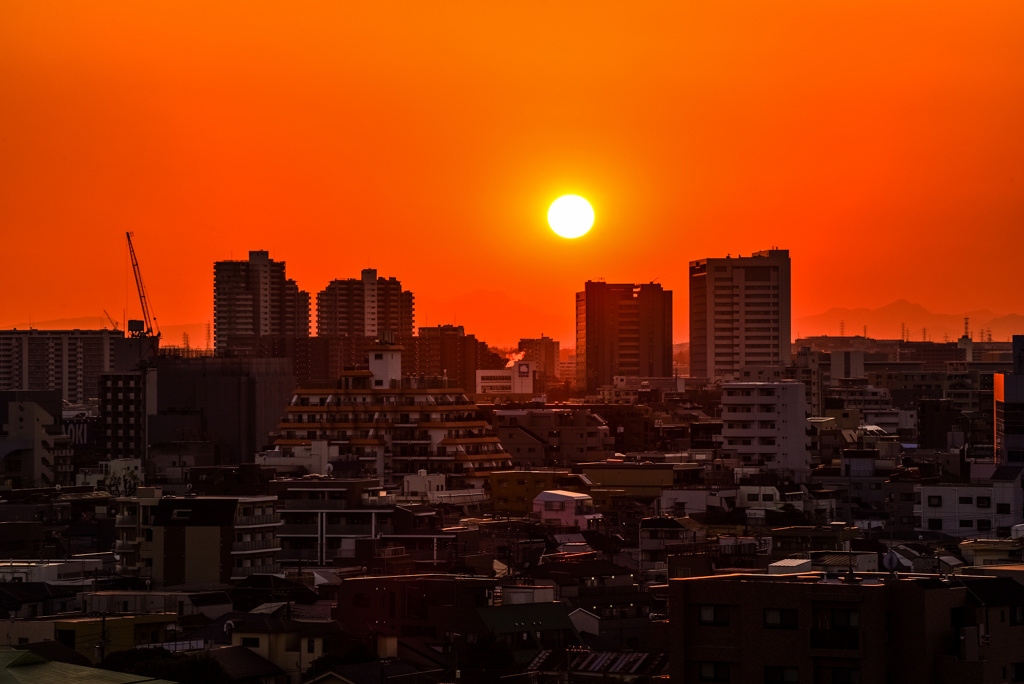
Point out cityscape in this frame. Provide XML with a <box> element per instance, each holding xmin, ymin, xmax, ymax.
<box><xmin>4</xmin><ymin>3</ymin><xmax>1024</xmax><ymax>684</ymax></box>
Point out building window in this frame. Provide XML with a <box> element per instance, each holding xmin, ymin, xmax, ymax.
<box><xmin>998</xmin><ymin>503</ymin><xmax>1011</xmax><ymax>515</ymax></box>
<box><xmin>927</xmin><ymin>496</ymin><xmax>942</xmax><ymax>507</ymax></box>
<box><xmin>978</xmin><ymin>496</ymin><xmax>992</xmax><ymax>508</ymax></box>
<box><xmin>699</xmin><ymin>605</ymin><xmax>729</xmax><ymax>626</ymax></box>
<box><xmin>977</xmin><ymin>519</ymin><xmax>992</xmax><ymax>532</ymax></box>
<box><xmin>747</xmin><ymin>493</ymin><xmax>759</xmax><ymax>502</ymax></box>
<box><xmin>810</xmin><ymin>607</ymin><xmax>860</xmax><ymax>650</ymax></box>
<box><xmin>699</xmin><ymin>662</ymin><xmax>730</xmax><ymax>682</ymax></box>
<box><xmin>928</xmin><ymin>519</ymin><xmax>943</xmax><ymax>530</ymax></box>
<box><xmin>764</xmin><ymin>608</ymin><xmax>798</xmax><ymax>629</ymax></box>
<box><xmin>765</xmin><ymin>666</ymin><xmax>799</xmax><ymax>684</ymax></box>
<box><xmin>960</xmin><ymin>520</ymin><xmax>973</xmax><ymax>528</ymax></box>
<box><xmin>307</xmin><ymin>638</ymin><xmax>315</xmax><ymax>654</ymax></box>
<box><xmin>821</xmin><ymin>667</ymin><xmax>860</xmax><ymax>684</ymax></box>
<box><xmin>241</xmin><ymin>637</ymin><xmax>260</xmax><ymax>648</ymax></box>
<box><xmin>959</xmin><ymin>496</ymin><xmax>973</xmax><ymax>504</ymax></box>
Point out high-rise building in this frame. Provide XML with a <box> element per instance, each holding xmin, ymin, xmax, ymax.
<box><xmin>401</xmin><ymin>325</ymin><xmax>505</xmax><ymax>391</ymax></box>
<box><xmin>518</xmin><ymin>336</ymin><xmax>560</xmax><ymax>390</ymax></box>
<box><xmin>316</xmin><ymin>269</ymin><xmax>414</xmax><ymax>339</ymax></box>
<box><xmin>689</xmin><ymin>249</ymin><xmax>791</xmax><ymax>381</ymax></box>
<box><xmin>0</xmin><ymin>329</ymin><xmax>129</xmax><ymax>403</ymax></box>
<box><xmin>213</xmin><ymin>250</ymin><xmax>310</xmax><ymax>353</ymax></box>
<box><xmin>575</xmin><ymin>281</ymin><xmax>673</xmax><ymax>394</ymax></box>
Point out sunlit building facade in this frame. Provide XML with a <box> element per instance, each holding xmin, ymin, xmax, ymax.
<box><xmin>689</xmin><ymin>249</ymin><xmax>791</xmax><ymax>381</ymax></box>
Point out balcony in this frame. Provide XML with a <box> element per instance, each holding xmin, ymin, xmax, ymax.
<box><xmin>115</xmin><ymin>539</ymin><xmax>139</xmax><ymax>552</ymax></box>
<box><xmin>281</xmin><ymin>499</ymin><xmax>354</xmax><ymax>511</ymax></box>
<box><xmin>231</xmin><ymin>538</ymin><xmax>282</xmax><ymax>553</ymax></box>
<box><xmin>235</xmin><ymin>514</ymin><xmax>282</xmax><ymax>527</ymax></box>
<box><xmin>277</xmin><ymin>524</ymin><xmax>318</xmax><ymax>536</ymax></box>
<box><xmin>115</xmin><ymin>514</ymin><xmax>139</xmax><ymax>527</ymax></box>
<box><xmin>360</xmin><ymin>493</ymin><xmax>395</xmax><ymax>508</ymax></box>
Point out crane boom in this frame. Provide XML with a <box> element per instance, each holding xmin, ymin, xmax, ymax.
<box><xmin>103</xmin><ymin>309</ymin><xmax>119</xmax><ymax>331</ymax></box>
<box><xmin>126</xmin><ymin>231</ymin><xmax>154</xmax><ymax>336</ymax></box>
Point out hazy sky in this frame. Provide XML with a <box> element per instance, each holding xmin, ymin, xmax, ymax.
<box><xmin>3</xmin><ymin>2</ymin><xmax>1023</xmax><ymax>346</ymax></box>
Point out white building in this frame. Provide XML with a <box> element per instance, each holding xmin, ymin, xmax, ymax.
<box><xmin>721</xmin><ymin>381</ymin><xmax>809</xmax><ymax>482</ymax></box>
<box><xmin>532</xmin><ymin>490</ymin><xmax>603</xmax><ymax>530</ymax></box>
<box><xmin>476</xmin><ymin>361</ymin><xmax>534</xmax><ymax>396</ymax></box>
<box><xmin>915</xmin><ymin>464</ymin><xmax>1024</xmax><ymax>539</ymax></box>
<box><xmin>688</xmin><ymin>249</ymin><xmax>791</xmax><ymax>381</ymax></box>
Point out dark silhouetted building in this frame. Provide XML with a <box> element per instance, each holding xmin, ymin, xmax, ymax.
<box><xmin>316</xmin><ymin>268</ymin><xmax>414</xmax><ymax>339</ymax></box>
<box><xmin>518</xmin><ymin>335</ymin><xmax>560</xmax><ymax>390</ymax></box>
<box><xmin>995</xmin><ymin>335</ymin><xmax>1024</xmax><ymax>463</ymax></box>
<box><xmin>0</xmin><ymin>329</ymin><xmax>154</xmax><ymax>403</ymax></box>
<box><xmin>213</xmin><ymin>250</ymin><xmax>310</xmax><ymax>353</ymax></box>
<box><xmin>576</xmin><ymin>281</ymin><xmax>673</xmax><ymax>393</ymax></box>
<box><xmin>689</xmin><ymin>249</ymin><xmax>791</xmax><ymax>381</ymax></box>
<box><xmin>670</xmin><ymin>571</ymin><xmax>1024</xmax><ymax>684</ymax></box>
<box><xmin>400</xmin><ymin>325</ymin><xmax>504</xmax><ymax>391</ymax></box>
<box><xmin>149</xmin><ymin>356</ymin><xmax>296</xmax><ymax>465</ymax></box>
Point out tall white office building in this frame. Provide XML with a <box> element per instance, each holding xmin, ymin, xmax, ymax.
<box><xmin>689</xmin><ymin>249</ymin><xmax>791</xmax><ymax>381</ymax></box>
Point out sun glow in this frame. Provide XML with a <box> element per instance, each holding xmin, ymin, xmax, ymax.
<box><xmin>547</xmin><ymin>195</ymin><xmax>595</xmax><ymax>238</ymax></box>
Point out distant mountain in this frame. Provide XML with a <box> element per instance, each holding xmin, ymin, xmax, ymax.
<box><xmin>795</xmin><ymin>301</ymin><xmax>1022</xmax><ymax>342</ymax></box>
<box><xmin>1</xmin><ymin>317</ymin><xmax>211</xmax><ymax>349</ymax></box>
<box><xmin>2</xmin><ymin>316</ymin><xmax>113</xmax><ymax>331</ymax></box>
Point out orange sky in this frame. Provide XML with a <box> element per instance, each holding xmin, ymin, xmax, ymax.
<box><xmin>3</xmin><ymin>2</ymin><xmax>1023</xmax><ymax>348</ymax></box>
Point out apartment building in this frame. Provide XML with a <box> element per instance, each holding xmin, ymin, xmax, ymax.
<box><xmin>213</xmin><ymin>250</ymin><xmax>310</xmax><ymax>353</ymax></box>
<box><xmin>0</xmin><ymin>329</ymin><xmax>124</xmax><ymax>403</ymax></box>
<box><xmin>274</xmin><ymin>343</ymin><xmax>510</xmax><ymax>489</ymax></box>
<box><xmin>915</xmin><ymin>465</ymin><xmax>1024</xmax><ymax>539</ymax></box>
<box><xmin>689</xmin><ymin>249</ymin><xmax>791</xmax><ymax>381</ymax></box>
<box><xmin>493</xmin><ymin>408</ymin><xmax>614</xmax><ymax>469</ymax></box>
<box><xmin>316</xmin><ymin>268</ymin><xmax>414</xmax><ymax>339</ymax></box>
<box><xmin>721</xmin><ymin>381</ymin><xmax>809</xmax><ymax>482</ymax></box>
<box><xmin>670</xmin><ymin>571</ymin><xmax>1024</xmax><ymax>684</ymax></box>
<box><xmin>575</xmin><ymin>281</ymin><xmax>673</xmax><ymax>393</ymax></box>
<box><xmin>114</xmin><ymin>487</ymin><xmax>282</xmax><ymax>586</ymax></box>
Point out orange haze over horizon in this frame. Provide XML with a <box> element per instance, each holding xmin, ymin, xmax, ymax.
<box><xmin>3</xmin><ymin>2</ymin><xmax>1024</xmax><ymax>348</ymax></box>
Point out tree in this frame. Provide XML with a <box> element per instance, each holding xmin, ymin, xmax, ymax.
<box><xmin>103</xmin><ymin>469</ymin><xmax>140</xmax><ymax>497</ymax></box>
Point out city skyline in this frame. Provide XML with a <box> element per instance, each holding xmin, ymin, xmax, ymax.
<box><xmin>4</xmin><ymin>2</ymin><xmax>1024</xmax><ymax>347</ymax></box>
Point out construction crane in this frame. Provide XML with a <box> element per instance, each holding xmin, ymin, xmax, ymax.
<box><xmin>126</xmin><ymin>232</ymin><xmax>159</xmax><ymax>340</ymax></box>
<box><xmin>103</xmin><ymin>309</ymin><xmax>119</xmax><ymax>331</ymax></box>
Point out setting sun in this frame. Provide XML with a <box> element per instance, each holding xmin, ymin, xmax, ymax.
<box><xmin>547</xmin><ymin>195</ymin><xmax>595</xmax><ymax>239</ymax></box>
